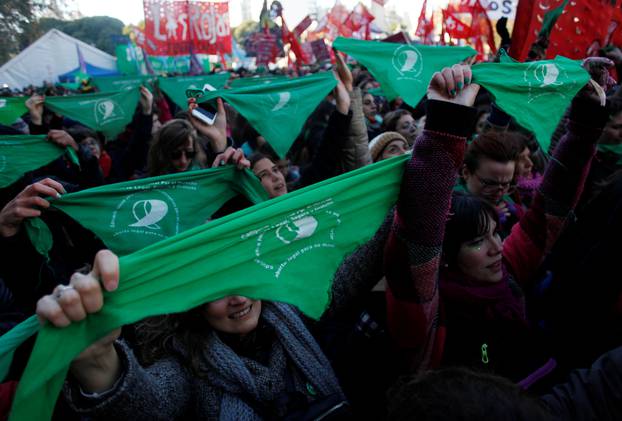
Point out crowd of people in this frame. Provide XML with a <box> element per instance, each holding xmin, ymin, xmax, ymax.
<box><xmin>1</xmin><ymin>36</ymin><xmax>622</xmax><ymax>420</ymax></box>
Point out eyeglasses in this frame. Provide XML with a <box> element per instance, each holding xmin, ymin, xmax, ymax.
<box><xmin>170</xmin><ymin>149</ymin><xmax>196</xmax><ymax>160</ymax></box>
<box><xmin>476</xmin><ymin>174</ymin><xmax>516</xmax><ymax>193</ymax></box>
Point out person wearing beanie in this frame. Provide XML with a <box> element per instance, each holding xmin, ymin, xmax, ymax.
<box><xmin>369</xmin><ymin>131</ymin><xmax>409</xmax><ymax>162</ymax></box>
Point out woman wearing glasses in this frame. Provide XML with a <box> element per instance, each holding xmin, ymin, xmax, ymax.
<box><xmin>460</xmin><ymin>132</ymin><xmax>523</xmax><ymax>237</ymax></box>
<box><xmin>384</xmin><ymin>60</ymin><xmax>611</xmax><ymax>391</ymax></box>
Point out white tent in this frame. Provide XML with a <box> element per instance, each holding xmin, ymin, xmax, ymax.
<box><xmin>0</xmin><ymin>29</ymin><xmax>117</xmax><ymax>90</ymax></box>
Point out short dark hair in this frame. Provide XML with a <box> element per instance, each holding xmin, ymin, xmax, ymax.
<box><xmin>387</xmin><ymin>367</ymin><xmax>551</xmax><ymax>421</ymax></box>
<box><xmin>383</xmin><ymin>109</ymin><xmax>412</xmax><ymax>132</ymax></box>
<box><xmin>464</xmin><ymin>131</ymin><xmax>522</xmax><ymax>173</ymax></box>
<box><xmin>443</xmin><ymin>192</ymin><xmax>499</xmax><ymax>267</ymax></box>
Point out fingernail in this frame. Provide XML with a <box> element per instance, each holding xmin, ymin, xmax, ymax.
<box><xmin>450</xmin><ymin>89</ymin><xmax>456</xmax><ymax>97</ymax></box>
<box><xmin>457</xmin><ymin>82</ymin><xmax>464</xmax><ymax>91</ymax></box>
<box><xmin>56</xmin><ymin>193</ymin><xmax>62</xmax><ymax>199</ymax></box>
<box><xmin>466</xmin><ymin>78</ymin><xmax>471</xmax><ymax>85</ymax></box>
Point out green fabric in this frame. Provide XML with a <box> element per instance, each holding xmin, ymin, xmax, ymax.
<box><xmin>597</xmin><ymin>143</ymin><xmax>622</xmax><ymax>164</ymax></box>
<box><xmin>115</xmin><ymin>44</ymin><xmax>139</xmax><ymax>75</ymax></box>
<box><xmin>50</xmin><ymin>166</ymin><xmax>268</xmax><ymax>256</ymax></box>
<box><xmin>92</xmin><ymin>75</ymin><xmax>154</xmax><ymax>93</ymax></box>
<box><xmin>198</xmin><ymin>72</ymin><xmax>337</xmax><ymax>159</ymax></box>
<box><xmin>0</xmin><ymin>135</ymin><xmax>67</xmax><ymax>188</ymax></box>
<box><xmin>8</xmin><ymin>153</ymin><xmax>408</xmax><ymax>421</ymax></box>
<box><xmin>368</xmin><ymin>87</ymin><xmax>386</xmax><ymax>98</ymax></box>
<box><xmin>158</xmin><ymin>73</ymin><xmax>231</xmax><ymax>109</ymax></box>
<box><xmin>148</xmin><ymin>55</ymin><xmax>191</xmax><ymax>75</ymax></box>
<box><xmin>539</xmin><ymin>0</ymin><xmax>570</xmax><ymax>38</ymax></box>
<box><xmin>0</xmin><ymin>316</ymin><xmax>39</xmax><ymax>381</ymax></box>
<box><xmin>472</xmin><ymin>56</ymin><xmax>590</xmax><ymax>153</ymax></box>
<box><xmin>44</xmin><ymin>90</ymin><xmax>140</xmax><ymax>139</ymax></box>
<box><xmin>333</xmin><ymin>37</ymin><xmax>476</xmax><ymax>107</ymax></box>
<box><xmin>229</xmin><ymin>75</ymin><xmax>289</xmax><ymax>88</ymax></box>
<box><xmin>24</xmin><ymin>218</ymin><xmax>53</xmax><ymax>260</ymax></box>
<box><xmin>65</xmin><ymin>147</ymin><xmax>80</xmax><ymax>168</ymax></box>
<box><xmin>0</xmin><ymin>97</ymin><xmax>28</xmax><ymax>126</ymax></box>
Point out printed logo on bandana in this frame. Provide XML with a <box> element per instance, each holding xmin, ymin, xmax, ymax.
<box><xmin>110</xmin><ymin>189</ymin><xmax>180</xmax><ymax>241</ymax></box>
<box><xmin>392</xmin><ymin>45</ymin><xmax>424</xmax><ymax>80</ymax></box>
<box><xmin>269</xmin><ymin>91</ymin><xmax>298</xmax><ymax>115</ymax></box>
<box><xmin>242</xmin><ymin>198</ymin><xmax>341</xmax><ymax>278</ymax></box>
<box><xmin>94</xmin><ymin>99</ymin><xmax>126</xmax><ymax>126</ymax></box>
<box><xmin>524</xmin><ymin>62</ymin><xmax>575</xmax><ymax>103</ymax></box>
<box><xmin>0</xmin><ymin>100</ymin><xmax>6</xmax><ymax>108</ymax></box>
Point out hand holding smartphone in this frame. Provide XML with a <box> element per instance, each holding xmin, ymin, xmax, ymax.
<box><xmin>187</xmin><ymin>83</ymin><xmax>219</xmax><ymax>125</ymax></box>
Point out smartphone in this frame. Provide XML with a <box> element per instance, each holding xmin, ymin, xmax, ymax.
<box><xmin>192</xmin><ymin>103</ymin><xmax>217</xmax><ymax>125</ymax></box>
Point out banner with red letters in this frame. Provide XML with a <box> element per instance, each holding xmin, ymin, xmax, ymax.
<box><xmin>143</xmin><ymin>0</ymin><xmax>232</xmax><ymax>56</ymax></box>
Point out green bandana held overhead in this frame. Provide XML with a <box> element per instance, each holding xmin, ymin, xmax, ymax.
<box><xmin>158</xmin><ymin>73</ymin><xmax>231</xmax><ymax>109</ymax></box>
<box><xmin>229</xmin><ymin>74</ymin><xmax>290</xmax><ymax>88</ymax></box>
<box><xmin>332</xmin><ymin>37</ymin><xmax>476</xmax><ymax>107</ymax></box>
<box><xmin>92</xmin><ymin>75</ymin><xmax>155</xmax><ymax>93</ymax></box>
<box><xmin>198</xmin><ymin>72</ymin><xmax>337</xmax><ymax>159</ymax></box>
<box><xmin>48</xmin><ymin>166</ymin><xmax>269</xmax><ymax>256</ymax></box>
<box><xmin>472</xmin><ymin>56</ymin><xmax>590</xmax><ymax>153</ymax></box>
<box><xmin>0</xmin><ymin>135</ymin><xmax>73</xmax><ymax>188</ymax></box>
<box><xmin>0</xmin><ymin>97</ymin><xmax>28</xmax><ymax>126</ymax></box>
<box><xmin>44</xmin><ymin>89</ymin><xmax>140</xmax><ymax>138</ymax></box>
<box><xmin>6</xmin><ymin>153</ymin><xmax>408</xmax><ymax>421</ymax></box>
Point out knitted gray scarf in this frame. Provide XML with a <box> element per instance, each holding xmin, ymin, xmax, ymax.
<box><xmin>201</xmin><ymin>302</ymin><xmax>344</xmax><ymax>420</ymax></box>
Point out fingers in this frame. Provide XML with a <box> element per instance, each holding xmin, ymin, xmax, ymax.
<box><xmin>430</xmin><ymin>71</ymin><xmax>447</xmax><ymax>94</ymax></box>
<box><xmin>55</xmin><ymin>284</ymin><xmax>87</xmax><ymax>322</ymax></box>
<box><xmin>216</xmin><ymin>98</ymin><xmax>225</xmax><ymax>114</ymax></box>
<box><xmin>451</xmin><ymin>64</ymin><xmax>465</xmax><ymax>93</ymax></box>
<box><xmin>441</xmin><ymin>68</ymin><xmax>455</xmax><ymax>97</ymax></box>
<box><xmin>212</xmin><ymin>146</ymin><xmax>235</xmax><ymax>167</ymax></box>
<box><xmin>39</xmin><ymin>177</ymin><xmax>66</xmax><ymax>195</ymax></box>
<box><xmin>36</xmin><ymin>295</ymin><xmax>71</xmax><ymax>327</ymax></box>
<box><xmin>232</xmin><ymin>148</ymin><xmax>250</xmax><ymax>169</ymax></box>
<box><xmin>91</xmin><ymin>250</ymin><xmax>120</xmax><ymax>292</ymax></box>
<box><xmin>70</xmin><ymin>272</ymin><xmax>103</xmax><ymax>313</ymax></box>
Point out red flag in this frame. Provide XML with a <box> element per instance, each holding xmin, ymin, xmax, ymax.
<box><xmin>509</xmin><ymin>0</ymin><xmax>565</xmax><ymax>61</ymax></box>
<box><xmin>327</xmin><ymin>3</ymin><xmax>353</xmax><ymax>38</ymax></box>
<box><xmin>293</xmin><ymin>15</ymin><xmax>313</xmax><ymax>38</ymax></box>
<box><xmin>278</xmin><ymin>8</ymin><xmax>310</xmax><ymax>66</ymax></box>
<box><xmin>415</xmin><ymin>0</ymin><xmax>435</xmax><ymax>42</ymax></box>
<box><xmin>547</xmin><ymin>0</ymin><xmax>614</xmax><ymax>59</ymax></box>
<box><xmin>443</xmin><ymin>10</ymin><xmax>472</xmax><ymax>39</ymax></box>
<box><xmin>344</xmin><ymin>2</ymin><xmax>375</xmax><ymax>32</ymax></box>
<box><xmin>470</xmin><ymin>0</ymin><xmax>496</xmax><ymax>55</ymax></box>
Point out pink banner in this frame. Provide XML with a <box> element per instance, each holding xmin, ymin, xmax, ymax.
<box><xmin>142</xmin><ymin>0</ymin><xmax>231</xmax><ymax>56</ymax></box>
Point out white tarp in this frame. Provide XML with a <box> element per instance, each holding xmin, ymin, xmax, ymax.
<box><xmin>0</xmin><ymin>29</ymin><xmax>117</xmax><ymax>90</ymax></box>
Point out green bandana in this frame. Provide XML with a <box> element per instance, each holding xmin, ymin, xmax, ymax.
<box><xmin>158</xmin><ymin>73</ymin><xmax>231</xmax><ymax>109</ymax></box>
<box><xmin>0</xmin><ymin>135</ymin><xmax>69</xmax><ymax>187</ymax></box>
<box><xmin>229</xmin><ymin>75</ymin><xmax>290</xmax><ymax>88</ymax></box>
<box><xmin>50</xmin><ymin>166</ymin><xmax>268</xmax><ymax>256</ymax></box>
<box><xmin>6</xmin><ymin>153</ymin><xmax>408</xmax><ymax>421</ymax></box>
<box><xmin>333</xmin><ymin>37</ymin><xmax>476</xmax><ymax>107</ymax></box>
<box><xmin>0</xmin><ymin>97</ymin><xmax>28</xmax><ymax>126</ymax></box>
<box><xmin>92</xmin><ymin>75</ymin><xmax>154</xmax><ymax>93</ymax></box>
<box><xmin>198</xmin><ymin>72</ymin><xmax>337</xmax><ymax>159</ymax></box>
<box><xmin>472</xmin><ymin>56</ymin><xmax>590</xmax><ymax>153</ymax></box>
<box><xmin>44</xmin><ymin>90</ymin><xmax>141</xmax><ymax>138</ymax></box>
<box><xmin>597</xmin><ymin>143</ymin><xmax>622</xmax><ymax>164</ymax></box>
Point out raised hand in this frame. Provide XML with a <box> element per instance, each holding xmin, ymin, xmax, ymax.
<box><xmin>427</xmin><ymin>64</ymin><xmax>480</xmax><ymax>107</ymax></box>
<box><xmin>189</xmin><ymin>97</ymin><xmax>228</xmax><ymax>153</ymax></box>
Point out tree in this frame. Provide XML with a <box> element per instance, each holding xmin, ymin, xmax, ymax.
<box><xmin>38</xmin><ymin>16</ymin><xmax>124</xmax><ymax>55</ymax></box>
<box><xmin>233</xmin><ymin>20</ymin><xmax>259</xmax><ymax>44</ymax></box>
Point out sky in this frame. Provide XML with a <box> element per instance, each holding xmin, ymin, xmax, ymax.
<box><xmin>73</xmin><ymin>0</ymin><xmax>428</xmax><ymax>29</ymax></box>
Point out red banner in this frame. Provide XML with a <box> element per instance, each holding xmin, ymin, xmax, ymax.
<box><xmin>293</xmin><ymin>15</ymin><xmax>313</xmax><ymax>38</ymax></box>
<box><xmin>142</xmin><ymin>0</ymin><xmax>231</xmax><ymax>56</ymax></box>
<box><xmin>443</xmin><ymin>10</ymin><xmax>472</xmax><ymax>39</ymax></box>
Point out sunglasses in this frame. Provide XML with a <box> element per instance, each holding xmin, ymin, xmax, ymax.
<box><xmin>171</xmin><ymin>149</ymin><xmax>196</xmax><ymax>160</ymax></box>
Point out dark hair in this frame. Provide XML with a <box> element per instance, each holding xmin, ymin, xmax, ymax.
<box><xmin>442</xmin><ymin>192</ymin><xmax>499</xmax><ymax>267</ymax></box>
<box><xmin>249</xmin><ymin>152</ymin><xmax>276</xmax><ymax>171</ymax></box>
<box><xmin>134</xmin><ymin>307</ymin><xmax>212</xmax><ymax>377</ymax></box>
<box><xmin>147</xmin><ymin>119</ymin><xmax>205</xmax><ymax>176</ymax></box>
<box><xmin>387</xmin><ymin>367</ymin><xmax>551</xmax><ymax>421</ymax></box>
<box><xmin>464</xmin><ymin>131</ymin><xmax>522</xmax><ymax>174</ymax></box>
<box><xmin>67</xmin><ymin>125</ymin><xmax>99</xmax><ymax>144</ymax></box>
<box><xmin>383</xmin><ymin>109</ymin><xmax>412</xmax><ymax>132</ymax></box>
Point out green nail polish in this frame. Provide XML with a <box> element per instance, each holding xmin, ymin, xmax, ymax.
<box><xmin>466</xmin><ymin>78</ymin><xmax>471</xmax><ymax>84</ymax></box>
<box><xmin>450</xmin><ymin>89</ymin><xmax>456</xmax><ymax>96</ymax></box>
<box><xmin>457</xmin><ymin>82</ymin><xmax>464</xmax><ymax>90</ymax></box>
